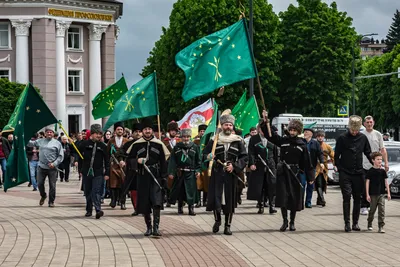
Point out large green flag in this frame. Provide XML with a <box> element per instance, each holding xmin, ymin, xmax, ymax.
<box><xmin>92</xmin><ymin>76</ymin><xmax>128</xmax><ymax>120</ymax></box>
<box><xmin>199</xmin><ymin>100</ymin><xmax>218</xmax><ymax>152</ymax></box>
<box><xmin>176</xmin><ymin>18</ymin><xmax>257</xmax><ymax>102</ymax></box>
<box><xmin>234</xmin><ymin>95</ymin><xmax>260</xmax><ymax>136</ymax></box>
<box><xmin>231</xmin><ymin>90</ymin><xmax>247</xmax><ymax>116</ymax></box>
<box><xmin>103</xmin><ymin>72</ymin><xmax>159</xmax><ymax>130</ymax></box>
<box><xmin>4</xmin><ymin>83</ymin><xmax>58</xmax><ymax>191</ymax></box>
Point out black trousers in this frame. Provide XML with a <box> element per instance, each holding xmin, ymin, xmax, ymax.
<box><xmin>339</xmin><ymin>172</ymin><xmax>363</xmax><ymax>224</ymax></box>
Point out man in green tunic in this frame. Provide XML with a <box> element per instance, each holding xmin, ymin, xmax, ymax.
<box><xmin>168</xmin><ymin>128</ymin><xmax>201</xmax><ymax>216</ymax></box>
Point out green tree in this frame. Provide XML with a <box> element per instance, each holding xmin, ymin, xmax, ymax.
<box><xmin>141</xmin><ymin>0</ymin><xmax>281</xmax><ymax>125</ymax></box>
<box><xmin>0</xmin><ymin>79</ymin><xmax>26</xmax><ymax>129</ymax></box>
<box><xmin>386</xmin><ymin>9</ymin><xmax>400</xmax><ymax>51</ymax></box>
<box><xmin>278</xmin><ymin>0</ymin><xmax>358</xmax><ymax>117</ymax></box>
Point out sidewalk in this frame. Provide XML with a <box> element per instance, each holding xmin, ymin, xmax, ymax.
<box><xmin>0</xmin><ymin>173</ymin><xmax>400</xmax><ymax>267</ymax></box>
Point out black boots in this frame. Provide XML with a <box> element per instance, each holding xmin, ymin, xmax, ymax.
<box><xmin>257</xmin><ymin>201</ymin><xmax>264</xmax><ymax>214</ymax></box>
<box><xmin>110</xmin><ymin>189</ymin><xmax>117</xmax><ymax>208</ymax></box>
<box><xmin>203</xmin><ymin>192</ymin><xmax>208</xmax><ymax>207</ymax></box>
<box><xmin>178</xmin><ymin>200</ymin><xmax>184</xmax><ymax>214</ymax></box>
<box><xmin>268</xmin><ymin>197</ymin><xmax>277</xmax><ymax>214</ymax></box>
<box><xmin>280</xmin><ymin>208</ymin><xmax>288</xmax><ymax>232</ymax></box>
<box><xmin>343</xmin><ymin>202</ymin><xmax>351</xmax><ymax>232</ymax></box>
<box><xmin>144</xmin><ymin>214</ymin><xmax>152</xmax><ymax>236</ymax></box>
<box><xmin>224</xmin><ymin>213</ymin><xmax>233</xmax><ymax>235</ymax></box>
<box><xmin>188</xmin><ymin>205</ymin><xmax>196</xmax><ymax>216</ymax></box>
<box><xmin>212</xmin><ymin>210</ymin><xmax>222</xmax><ymax>233</ymax></box>
<box><xmin>289</xmin><ymin>211</ymin><xmax>296</xmax><ymax>231</ymax></box>
<box><xmin>152</xmin><ymin>208</ymin><xmax>162</xmax><ymax>237</ymax></box>
<box><xmin>316</xmin><ymin>187</ymin><xmax>326</xmax><ymax>207</ymax></box>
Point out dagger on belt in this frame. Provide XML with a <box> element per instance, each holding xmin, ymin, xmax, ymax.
<box><xmin>216</xmin><ymin>159</ymin><xmax>245</xmax><ymax>186</ymax></box>
<box><xmin>257</xmin><ymin>154</ymin><xmax>276</xmax><ymax>179</ymax></box>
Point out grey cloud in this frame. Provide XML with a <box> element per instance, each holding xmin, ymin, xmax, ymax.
<box><xmin>116</xmin><ymin>0</ymin><xmax>399</xmax><ymax>87</ymax></box>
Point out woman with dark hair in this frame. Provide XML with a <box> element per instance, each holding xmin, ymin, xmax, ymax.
<box><xmin>104</xmin><ymin>130</ymin><xmax>112</xmax><ymax>144</ymax></box>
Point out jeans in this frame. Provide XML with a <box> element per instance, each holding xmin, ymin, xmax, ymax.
<box><xmin>0</xmin><ymin>158</ymin><xmax>6</xmax><ymax>184</ymax></box>
<box><xmin>301</xmin><ymin>169</ymin><xmax>316</xmax><ymax>205</ymax></box>
<box><xmin>37</xmin><ymin>167</ymin><xmax>58</xmax><ymax>204</ymax></box>
<box><xmin>29</xmin><ymin>160</ymin><xmax>38</xmax><ymax>189</ymax></box>
<box><xmin>84</xmin><ymin>175</ymin><xmax>104</xmax><ymax>213</ymax></box>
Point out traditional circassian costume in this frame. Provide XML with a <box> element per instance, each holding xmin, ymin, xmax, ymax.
<box><xmin>203</xmin><ymin>114</ymin><xmax>248</xmax><ymax>235</ymax></box>
<box><xmin>163</xmin><ymin>121</ymin><xmax>181</xmax><ymax>206</ymax></box>
<box><xmin>106</xmin><ymin>122</ymin><xmax>129</xmax><ymax>209</ymax></box>
<box><xmin>314</xmin><ymin>130</ymin><xmax>334</xmax><ymax>207</ymax></box>
<box><xmin>168</xmin><ymin>128</ymin><xmax>201</xmax><ymax>215</ymax></box>
<box><xmin>121</xmin><ymin>122</ymin><xmax>142</xmax><ymax>216</ymax></box>
<box><xmin>193</xmin><ymin>124</ymin><xmax>209</xmax><ymax>207</ymax></box>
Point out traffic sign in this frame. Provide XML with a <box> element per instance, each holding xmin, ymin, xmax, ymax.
<box><xmin>337</xmin><ymin>105</ymin><xmax>349</xmax><ymax>116</ymax></box>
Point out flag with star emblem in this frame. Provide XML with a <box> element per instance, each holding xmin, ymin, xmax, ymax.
<box><xmin>4</xmin><ymin>83</ymin><xmax>58</xmax><ymax>192</ymax></box>
<box><xmin>91</xmin><ymin>76</ymin><xmax>128</xmax><ymax>120</ymax></box>
<box><xmin>176</xmin><ymin>18</ymin><xmax>257</xmax><ymax>102</ymax></box>
<box><xmin>103</xmin><ymin>72</ymin><xmax>159</xmax><ymax>130</ymax></box>
<box><xmin>231</xmin><ymin>90</ymin><xmax>247</xmax><ymax>116</ymax></box>
<box><xmin>199</xmin><ymin>101</ymin><xmax>218</xmax><ymax>153</ymax></box>
<box><xmin>234</xmin><ymin>95</ymin><xmax>260</xmax><ymax>136</ymax></box>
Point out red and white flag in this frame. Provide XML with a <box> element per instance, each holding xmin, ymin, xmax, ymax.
<box><xmin>177</xmin><ymin>99</ymin><xmax>214</xmax><ymax>137</ymax></box>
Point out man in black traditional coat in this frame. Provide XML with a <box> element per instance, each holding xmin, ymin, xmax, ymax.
<box><xmin>247</xmin><ymin>119</ymin><xmax>277</xmax><ymax>214</ymax></box>
<box><xmin>261</xmin><ymin>111</ymin><xmax>313</xmax><ymax>232</ymax></box>
<box><xmin>203</xmin><ymin>113</ymin><xmax>248</xmax><ymax>235</ymax></box>
<box><xmin>125</xmin><ymin>118</ymin><xmax>170</xmax><ymax>237</ymax></box>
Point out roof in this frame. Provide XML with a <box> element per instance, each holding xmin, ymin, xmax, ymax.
<box><xmin>95</xmin><ymin>0</ymin><xmax>123</xmax><ymax>17</ymax></box>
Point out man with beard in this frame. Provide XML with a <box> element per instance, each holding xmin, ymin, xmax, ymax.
<box><xmin>314</xmin><ymin>130</ymin><xmax>334</xmax><ymax>207</ymax></box>
<box><xmin>77</xmin><ymin>124</ymin><xmax>110</xmax><ymax>219</ymax></box>
<box><xmin>168</xmin><ymin>128</ymin><xmax>201</xmax><ymax>216</ymax></box>
<box><xmin>335</xmin><ymin>115</ymin><xmax>372</xmax><ymax>232</ymax></box>
<box><xmin>107</xmin><ymin>122</ymin><xmax>129</xmax><ymax>209</ymax></box>
<box><xmin>126</xmin><ymin>118</ymin><xmax>169</xmax><ymax>237</ymax></box>
<box><xmin>247</xmin><ymin>120</ymin><xmax>277</xmax><ymax>214</ymax></box>
<box><xmin>261</xmin><ymin>111</ymin><xmax>313</xmax><ymax>232</ymax></box>
<box><xmin>203</xmin><ymin>113</ymin><xmax>248</xmax><ymax>235</ymax></box>
<box><xmin>194</xmin><ymin>124</ymin><xmax>209</xmax><ymax>207</ymax></box>
<box><xmin>121</xmin><ymin>122</ymin><xmax>143</xmax><ymax>216</ymax></box>
<box><xmin>35</xmin><ymin>128</ymin><xmax>64</xmax><ymax>207</ymax></box>
<box><xmin>302</xmin><ymin>127</ymin><xmax>324</xmax><ymax>208</ymax></box>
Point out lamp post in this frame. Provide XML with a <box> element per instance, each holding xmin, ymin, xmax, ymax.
<box><xmin>351</xmin><ymin>33</ymin><xmax>378</xmax><ymax>115</ymax></box>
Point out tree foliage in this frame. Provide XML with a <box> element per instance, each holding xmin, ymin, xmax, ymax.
<box><xmin>141</xmin><ymin>0</ymin><xmax>281</xmax><ymax>126</ymax></box>
<box><xmin>0</xmin><ymin>79</ymin><xmax>26</xmax><ymax>129</ymax></box>
<box><xmin>386</xmin><ymin>9</ymin><xmax>400</xmax><ymax>51</ymax></box>
<box><xmin>277</xmin><ymin>0</ymin><xmax>357</xmax><ymax>117</ymax></box>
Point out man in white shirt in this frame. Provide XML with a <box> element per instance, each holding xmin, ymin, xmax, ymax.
<box><xmin>361</xmin><ymin>115</ymin><xmax>388</xmax><ymax>215</ymax></box>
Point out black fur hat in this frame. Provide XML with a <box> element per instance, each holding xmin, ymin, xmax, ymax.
<box><xmin>287</xmin><ymin>120</ymin><xmax>303</xmax><ymax>135</ymax></box>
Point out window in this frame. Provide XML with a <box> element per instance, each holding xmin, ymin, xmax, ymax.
<box><xmin>68</xmin><ymin>69</ymin><xmax>83</xmax><ymax>93</ymax></box>
<box><xmin>0</xmin><ymin>69</ymin><xmax>10</xmax><ymax>80</ymax></box>
<box><xmin>0</xmin><ymin>23</ymin><xmax>10</xmax><ymax>49</ymax></box>
<box><xmin>67</xmin><ymin>26</ymin><xmax>82</xmax><ymax>50</ymax></box>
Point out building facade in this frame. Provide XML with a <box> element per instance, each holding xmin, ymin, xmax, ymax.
<box><xmin>0</xmin><ymin>0</ymin><xmax>123</xmax><ymax>134</ymax></box>
<box><xmin>360</xmin><ymin>40</ymin><xmax>387</xmax><ymax>60</ymax></box>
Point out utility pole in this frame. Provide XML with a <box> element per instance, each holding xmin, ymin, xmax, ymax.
<box><xmin>249</xmin><ymin>0</ymin><xmax>254</xmax><ymax>97</ymax></box>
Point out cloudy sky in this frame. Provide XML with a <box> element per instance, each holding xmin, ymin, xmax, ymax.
<box><xmin>115</xmin><ymin>0</ymin><xmax>398</xmax><ymax>87</ymax></box>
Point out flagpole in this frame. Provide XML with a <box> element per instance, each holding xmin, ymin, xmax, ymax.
<box><xmin>157</xmin><ymin>115</ymin><xmax>161</xmax><ymax>139</ymax></box>
<box><xmin>58</xmin><ymin>122</ymin><xmax>84</xmax><ymax>159</ymax></box>
<box><xmin>153</xmin><ymin>70</ymin><xmax>161</xmax><ymax>138</ymax></box>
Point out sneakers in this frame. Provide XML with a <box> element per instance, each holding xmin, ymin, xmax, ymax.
<box><xmin>48</xmin><ymin>203</ymin><xmax>55</xmax><ymax>208</ymax></box>
<box><xmin>360</xmin><ymin>207</ymin><xmax>369</xmax><ymax>215</ymax></box>
<box><xmin>379</xmin><ymin>227</ymin><xmax>385</xmax><ymax>233</ymax></box>
<box><xmin>368</xmin><ymin>224</ymin><xmax>373</xmax><ymax>231</ymax></box>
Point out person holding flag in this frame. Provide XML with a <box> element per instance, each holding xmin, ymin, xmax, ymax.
<box><xmin>168</xmin><ymin>128</ymin><xmax>201</xmax><ymax>216</ymax></box>
<box><xmin>203</xmin><ymin>113</ymin><xmax>248</xmax><ymax>235</ymax></box>
<box><xmin>194</xmin><ymin>124</ymin><xmax>209</xmax><ymax>207</ymax></box>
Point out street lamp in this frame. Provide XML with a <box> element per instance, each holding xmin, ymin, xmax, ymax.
<box><xmin>352</xmin><ymin>33</ymin><xmax>378</xmax><ymax>115</ymax></box>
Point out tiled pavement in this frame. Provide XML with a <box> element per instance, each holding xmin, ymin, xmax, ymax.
<box><xmin>1</xmin><ymin>172</ymin><xmax>400</xmax><ymax>267</ymax></box>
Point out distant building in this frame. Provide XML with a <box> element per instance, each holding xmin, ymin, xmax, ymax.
<box><xmin>360</xmin><ymin>38</ymin><xmax>387</xmax><ymax>60</ymax></box>
<box><xmin>0</xmin><ymin>0</ymin><xmax>123</xmax><ymax>134</ymax></box>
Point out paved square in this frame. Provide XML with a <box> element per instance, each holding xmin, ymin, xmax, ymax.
<box><xmin>1</xmin><ymin>173</ymin><xmax>400</xmax><ymax>267</ymax></box>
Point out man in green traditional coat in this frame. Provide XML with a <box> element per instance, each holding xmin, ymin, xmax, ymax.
<box><xmin>168</xmin><ymin>128</ymin><xmax>201</xmax><ymax>216</ymax></box>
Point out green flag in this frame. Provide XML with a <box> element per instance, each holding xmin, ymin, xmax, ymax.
<box><xmin>4</xmin><ymin>83</ymin><xmax>58</xmax><ymax>192</ymax></box>
<box><xmin>199</xmin><ymin>100</ymin><xmax>218</xmax><ymax>153</ymax></box>
<box><xmin>92</xmin><ymin>76</ymin><xmax>129</xmax><ymax>120</ymax></box>
<box><xmin>234</xmin><ymin>96</ymin><xmax>260</xmax><ymax>136</ymax></box>
<box><xmin>304</xmin><ymin>122</ymin><xmax>317</xmax><ymax>130</ymax></box>
<box><xmin>176</xmin><ymin>18</ymin><xmax>257</xmax><ymax>102</ymax></box>
<box><xmin>231</xmin><ymin>90</ymin><xmax>247</xmax><ymax>116</ymax></box>
<box><xmin>103</xmin><ymin>72</ymin><xmax>159</xmax><ymax>130</ymax></box>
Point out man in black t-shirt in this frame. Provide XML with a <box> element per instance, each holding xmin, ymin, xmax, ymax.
<box><xmin>366</xmin><ymin>152</ymin><xmax>391</xmax><ymax>233</ymax></box>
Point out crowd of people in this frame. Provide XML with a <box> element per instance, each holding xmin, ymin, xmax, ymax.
<box><xmin>0</xmin><ymin>112</ymin><xmax>391</xmax><ymax>237</ymax></box>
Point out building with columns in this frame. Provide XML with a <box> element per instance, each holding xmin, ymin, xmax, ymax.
<box><xmin>0</xmin><ymin>0</ymin><xmax>123</xmax><ymax>134</ymax></box>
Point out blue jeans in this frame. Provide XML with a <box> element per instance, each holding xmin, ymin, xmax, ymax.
<box><xmin>29</xmin><ymin>160</ymin><xmax>38</xmax><ymax>189</ymax></box>
<box><xmin>0</xmin><ymin>158</ymin><xmax>6</xmax><ymax>184</ymax></box>
<box><xmin>84</xmin><ymin>175</ymin><xmax>104</xmax><ymax>213</ymax></box>
<box><xmin>301</xmin><ymin>169</ymin><xmax>316</xmax><ymax>206</ymax></box>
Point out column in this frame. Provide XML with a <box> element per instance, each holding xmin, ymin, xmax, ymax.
<box><xmin>10</xmin><ymin>19</ymin><xmax>32</xmax><ymax>83</ymax></box>
<box><xmin>55</xmin><ymin>20</ymin><xmax>71</xmax><ymax>133</ymax></box>
<box><xmin>88</xmin><ymin>24</ymin><xmax>108</xmax><ymax>126</ymax></box>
